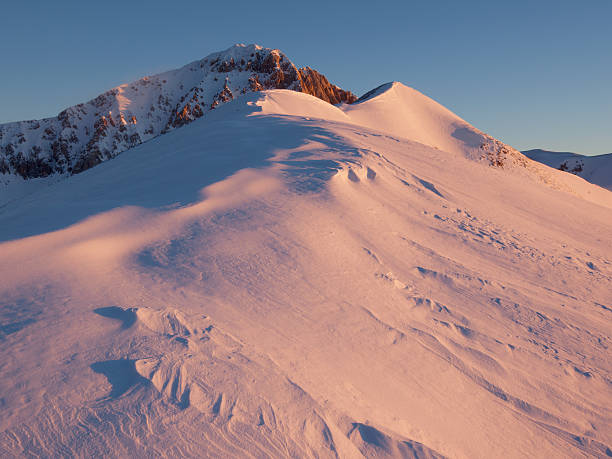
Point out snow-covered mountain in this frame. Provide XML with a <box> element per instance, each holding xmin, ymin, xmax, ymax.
<box><xmin>0</xmin><ymin>44</ymin><xmax>355</xmax><ymax>179</ymax></box>
<box><xmin>523</xmin><ymin>148</ymin><xmax>612</xmax><ymax>191</ymax></box>
<box><xmin>1</xmin><ymin>69</ymin><xmax>611</xmax><ymax>456</ymax></box>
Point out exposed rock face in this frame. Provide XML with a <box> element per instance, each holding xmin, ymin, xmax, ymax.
<box><xmin>0</xmin><ymin>44</ymin><xmax>357</xmax><ymax>179</ymax></box>
<box><xmin>298</xmin><ymin>67</ymin><xmax>357</xmax><ymax>105</ymax></box>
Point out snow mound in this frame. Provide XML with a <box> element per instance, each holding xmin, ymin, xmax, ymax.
<box><xmin>249</xmin><ymin>90</ymin><xmax>350</xmax><ymax>122</ymax></box>
<box><xmin>342</xmin><ymin>82</ymin><xmax>491</xmax><ymax>157</ymax></box>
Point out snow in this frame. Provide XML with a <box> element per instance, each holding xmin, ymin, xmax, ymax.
<box><xmin>343</xmin><ymin>82</ymin><xmax>473</xmax><ymax>156</ymax></box>
<box><xmin>0</xmin><ymin>87</ymin><xmax>611</xmax><ymax>458</ymax></box>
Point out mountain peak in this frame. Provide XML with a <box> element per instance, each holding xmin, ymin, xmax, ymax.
<box><xmin>0</xmin><ymin>45</ymin><xmax>356</xmax><ymax>179</ymax></box>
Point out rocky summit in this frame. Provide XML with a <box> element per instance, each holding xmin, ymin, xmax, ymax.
<box><xmin>0</xmin><ymin>44</ymin><xmax>356</xmax><ymax>179</ymax></box>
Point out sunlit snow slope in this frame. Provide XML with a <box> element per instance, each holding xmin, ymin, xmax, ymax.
<box><xmin>1</xmin><ymin>86</ymin><xmax>611</xmax><ymax>458</ymax></box>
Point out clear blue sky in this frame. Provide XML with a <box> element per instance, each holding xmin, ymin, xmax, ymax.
<box><xmin>1</xmin><ymin>1</ymin><xmax>610</xmax><ymax>154</ymax></box>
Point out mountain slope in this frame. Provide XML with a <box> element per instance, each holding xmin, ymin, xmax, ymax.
<box><xmin>0</xmin><ymin>89</ymin><xmax>611</xmax><ymax>458</ymax></box>
<box><xmin>345</xmin><ymin>82</ymin><xmax>523</xmax><ymax>166</ymax></box>
<box><xmin>0</xmin><ymin>44</ymin><xmax>355</xmax><ymax>180</ymax></box>
<box><xmin>524</xmin><ymin>148</ymin><xmax>612</xmax><ymax>191</ymax></box>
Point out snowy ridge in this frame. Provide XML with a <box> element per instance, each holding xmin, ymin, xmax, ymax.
<box><xmin>1</xmin><ymin>44</ymin><xmax>592</xmax><ymax>210</ymax></box>
<box><xmin>234</xmin><ymin>85</ymin><xmax>611</xmax><ymax>206</ymax></box>
<box><xmin>0</xmin><ymin>44</ymin><xmax>355</xmax><ymax>180</ymax></box>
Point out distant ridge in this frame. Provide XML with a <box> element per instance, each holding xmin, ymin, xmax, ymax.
<box><xmin>0</xmin><ymin>44</ymin><xmax>356</xmax><ymax>179</ymax></box>
<box><xmin>523</xmin><ymin>149</ymin><xmax>612</xmax><ymax>191</ymax></box>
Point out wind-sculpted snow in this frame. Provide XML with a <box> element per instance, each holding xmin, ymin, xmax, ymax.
<box><xmin>0</xmin><ymin>90</ymin><xmax>611</xmax><ymax>458</ymax></box>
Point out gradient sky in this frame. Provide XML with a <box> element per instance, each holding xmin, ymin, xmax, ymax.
<box><xmin>1</xmin><ymin>1</ymin><xmax>610</xmax><ymax>154</ymax></box>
